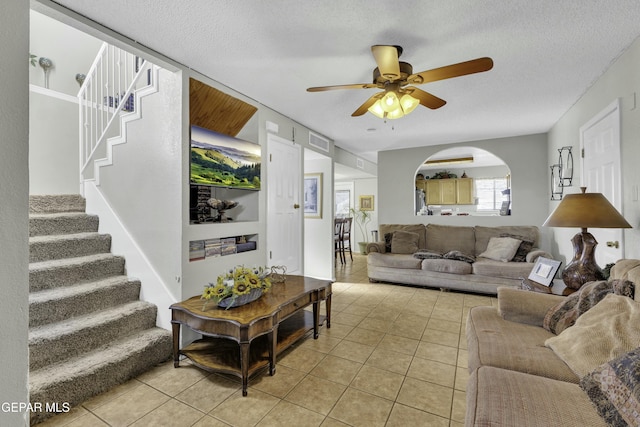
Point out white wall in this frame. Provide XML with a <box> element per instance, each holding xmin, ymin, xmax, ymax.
<box><xmin>304</xmin><ymin>154</ymin><xmax>334</xmax><ymax>280</ymax></box>
<box><xmin>1</xmin><ymin>1</ymin><xmax>30</xmax><ymax>424</ymax></box>
<box><xmin>29</xmin><ymin>90</ymin><xmax>80</xmax><ymax>194</ymax></box>
<box><xmin>95</xmin><ymin>68</ymin><xmax>183</xmax><ymax>324</ymax></box>
<box><xmin>548</xmin><ymin>36</ymin><xmax>640</xmax><ymax>262</ymax></box>
<box><xmin>377</xmin><ymin>134</ymin><xmax>552</xmax><ymax>250</ymax></box>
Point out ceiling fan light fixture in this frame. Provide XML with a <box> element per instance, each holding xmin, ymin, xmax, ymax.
<box><xmin>368</xmin><ymin>91</ymin><xmax>419</xmax><ymax>120</ymax></box>
<box><xmin>386</xmin><ymin>107</ymin><xmax>405</xmax><ymax>120</ymax></box>
<box><xmin>380</xmin><ymin>91</ymin><xmax>400</xmax><ymax>112</ymax></box>
<box><xmin>399</xmin><ymin>93</ymin><xmax>419</xmax><ymax>114</ymax></box>
<box><xmin>367</xmin><ymin>100</ymin><xmax>386</xmax><ymax>119</ymax></box>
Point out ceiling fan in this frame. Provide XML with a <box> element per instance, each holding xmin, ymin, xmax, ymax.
<box><xmin>307</xmin><ymin>45</ymin><xmax>493</xmax><ymax>119</ymax></box>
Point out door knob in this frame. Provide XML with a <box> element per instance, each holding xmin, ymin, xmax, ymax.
<box><xmin>294</xmin><ymin>203</ymin><xmax>300</xmax><ymax>209</ymax></box>
<box><xmin>606</xmin><ymin>241</ymin><xmax>620</xmax><ymax>248</ymax></box>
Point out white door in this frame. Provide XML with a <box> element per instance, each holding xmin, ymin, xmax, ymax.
<box><xmin>267</xmin><ymin>133</ymin><xmax>302</xmax><ymax>274</ymax></box>
<box><xmin>580</xmin><ymin>100</ymin><xmax>623</xmax><ymax>267</ymax></box>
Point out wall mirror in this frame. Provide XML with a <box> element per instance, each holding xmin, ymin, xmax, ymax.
<box><xmin>414</xmin><ymin>147</ymin><xmax>511</xmax><ymax>216</ymax></box>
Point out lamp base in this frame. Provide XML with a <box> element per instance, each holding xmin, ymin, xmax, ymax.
<box><xmin>561</xmin><ymin>231</ymin><xmax>604</xmax><ymax>293</ymax></box>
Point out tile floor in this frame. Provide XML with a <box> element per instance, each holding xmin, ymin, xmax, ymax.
<box><xmin>40</xmin><ymin>254</ymin><xmax>496</xmax><ymax>427</ymax></box>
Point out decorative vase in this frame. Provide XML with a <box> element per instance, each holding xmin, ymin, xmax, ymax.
<box><xmin>358</xmin><ymin>242</ymin><xmax>368</xmax><ymax>255</ymax></box>
<box><xmin>75</xmin><ymin>73</ymin><xmax>86</xmax><ymax>87</ymax></box>
<box><xmin>217</xmin><ymin>288</ymin><xmax>263</xmax><ymax>309</ymax></box>
<box><xmin>562</xmin><ymin>231</ymin><xmax>604</xmax><ymax>293</ymax></box>
<box><xmin>38</xmin><ymin>57</ymin><xmax>53</xmax><ymax>89</ymax></box>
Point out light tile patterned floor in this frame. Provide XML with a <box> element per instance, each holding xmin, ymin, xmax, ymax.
<box><xmin>39</xmin><ymin>254</ymin><xmax>496</xmax><ymax>426</ymax></box>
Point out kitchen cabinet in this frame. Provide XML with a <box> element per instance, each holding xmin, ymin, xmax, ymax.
<box><xmin>416</xmin><ymin>178</ymin><xmax>473</xmax><ymax>205</ymax></box>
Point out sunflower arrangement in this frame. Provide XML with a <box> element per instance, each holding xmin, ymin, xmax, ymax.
<box><xmin>202</xmin><ymin>265</ymin><xmax>272</xmax><ymax>310</ymax></box>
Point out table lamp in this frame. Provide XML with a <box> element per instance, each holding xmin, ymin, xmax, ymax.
<box><xmin>543</xmin><ymin>187</ymin><xmax>632</xmax><ymax>293</ymax></box>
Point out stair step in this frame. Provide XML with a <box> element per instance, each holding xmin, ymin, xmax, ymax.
<box><xmin>29</xmin><ymin>301</ymin><xmax>158</xmax><ymax>371</ymax></box>
<box><xmin>29</xmin><ymin>327</ymin><xmax>172</xmax><ymax>424</ymax></box>
<box><xmin>29</xmin><ymin>276</ymin><xmax>141</xmax><ymax>327</ymax></box>
<box><xmin>30</xmin><ymin>212</ymin><xmax>99</xmax><ymax>237</ymax></box>
<box><xmin>26</xmin><ymin>192</ymin><xmax>173</xmax><ymax>424</ymax></box>
<box><xmin>29</xmin><ymin>194</ymin><xmax>86</xmax><ymax>214</ymax></box>
<box><xmin>29</xmin><ymin>232</ymin><xmax>112</xmax><ymax>262</ymax></box>
<box><xmin>29</xmin><ymin>253</ymin><xmax>125</xmax><ymax>292</ymax></box>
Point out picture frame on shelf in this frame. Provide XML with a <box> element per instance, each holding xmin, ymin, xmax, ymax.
<box><xmin>304</xmin><ymin>173</ymin><xmax>322</xmax><ymax>218</ymax></box>
<box><xmin>528</xmin><ymin>257</ymin><xmax>562</xmax><ymax>287</ymax></box>
<box><xmin>359</xmin><ymin>195</ymin><xmax>374</xmax><ymax>211</ymax></box>
<box><xmin>499</xmin><ymin>200</ymin><xmax>511</xmax><ymax>216</ymax></box>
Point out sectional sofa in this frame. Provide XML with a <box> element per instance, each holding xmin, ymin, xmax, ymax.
<box><xmin>465</xmin><ymin>259</ymin><xmax>640</xmax><ymax>426</ymax></box>
<box><xmin>366</xmin><ymin>224</ymin><xmax>552</xmax><ymax>295</ymax></box>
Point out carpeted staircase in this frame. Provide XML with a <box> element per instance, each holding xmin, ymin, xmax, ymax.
<box><xmin>28</xmin><ymin>194</ymin><xmax>172</xmax><ymax>424</ymax></box>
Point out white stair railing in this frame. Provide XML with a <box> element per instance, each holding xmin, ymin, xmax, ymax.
<box><xmin>78</xmin><ymin>42</ymin><xmax>152</xmax><ymax>188</ymax></box>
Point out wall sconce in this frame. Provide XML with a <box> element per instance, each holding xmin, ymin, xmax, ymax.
<box><xmin>550</xmin><ymin>164</ymin><xmax>563</xmax><ymax>200</ymax></box>
<box><xmin>558</xmin><ymin>146</ymin><xmax>573</xmax><ymax>187</ymax></box>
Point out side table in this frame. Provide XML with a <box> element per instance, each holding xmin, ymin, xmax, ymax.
<box><xmin>520</xmin><ymin>277</ymin><xmax>569</xmax><ymax>296</ymax></box>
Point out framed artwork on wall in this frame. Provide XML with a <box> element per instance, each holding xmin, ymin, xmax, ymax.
<box><xmin>359</xmin><ymin>195</ymin><xmax>374</xmax><ymax>211</ymax></box>
<box><xmin>304</xmin><ymin>173</ymin><xmax>322</xmax><ymax>218</ymax></box>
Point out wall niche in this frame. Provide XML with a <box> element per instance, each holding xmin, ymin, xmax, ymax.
<box><xmin>189</xmin><ymin>78</ymin><xmax>260</xmax><ymax>224</ymax></box>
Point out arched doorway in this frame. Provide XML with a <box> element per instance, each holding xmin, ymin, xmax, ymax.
<box><xmin>414</xmin><ymin>147</ymin><xmax>511</xmax><ymax>216</ymax></box>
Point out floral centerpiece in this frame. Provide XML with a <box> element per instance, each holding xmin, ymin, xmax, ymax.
<box><xmin>202</xmin><ymin>265</ymin><xmax>272</xmax><ymax>310</ymax></box>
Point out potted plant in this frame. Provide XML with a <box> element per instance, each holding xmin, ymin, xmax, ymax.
<box><xmin>349</xmin><ymin>207</ymin><xmax>372</xmax><ymax>254</ymax></box>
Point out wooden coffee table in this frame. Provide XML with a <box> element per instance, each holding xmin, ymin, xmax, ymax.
<box><xmin>170</xmin><ymin>275</ymin><xmax>331</xmax><ymax>395</ymax></box>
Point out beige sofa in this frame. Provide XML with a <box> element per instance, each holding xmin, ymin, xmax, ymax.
<box><xmin>366</xmin><ymin>224</ymin><xmax>552</xmax><ymax>295</ymax></box>
<box><xmin>466</xmin><ymin>259</ymin><xmax>640</xmax><ymax>426</ymax></box>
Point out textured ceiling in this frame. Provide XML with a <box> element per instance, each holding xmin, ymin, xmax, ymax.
<box><xmin>53</xmin><ymin>0</ymin><xmax>640</xmax><ymax>163</ymax></box>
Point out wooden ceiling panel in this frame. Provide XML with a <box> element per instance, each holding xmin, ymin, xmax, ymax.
<box><xmin>189</xmin><ymin>78</ymin><xmax>258</xmax><ymax>137</ymax></box>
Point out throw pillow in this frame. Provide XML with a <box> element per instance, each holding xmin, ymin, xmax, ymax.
<box><xmin>543</xmin><ymin>279</ymin><xmax>636</xmax><ymax>335</ymax></box>
<box><xmin>384</xmin><ymin>232</ymin><xmax>393</xmax><ymax>252</ymax></box>
<box><xmin>500</xmin><ymin>233</ymin><xmax>534</xmax><ymax>262</ymax></box>
<box><xmin>543</xmin><ymin>280</ymin><xmax>611</xmax><ymax>334</ymax></box>
<box><xmin>391</xmin><ymin>230</ymin><xmax>420</xmax><ymax>254</ymax></box>
<box><xmin>545</xmin><ymin>294</ymin><xmax>640</xmax><ymax>378</ymax></box>
<box><xmin>443</xmin><ymin>250</ymin><xmax>475</xmax><ymax>263</ymax></box>
<box><xmin>580</xmin><ymin>347</ymin><xmax>640</xmax><ymax>427</ymax></box>
<box><xmin>478</xmin><ymin>236</ymin><xmax>522</xmax><ymax>262</ymax></box>
<box><xmin>611</xmin><ymin>278</ymin><xmax>635</xmax><ymax>299</ymax></box>
<box><xmin>413</xmin><ymin>251</ymin><xmax>443</xmax><ymax>260</ymax></box>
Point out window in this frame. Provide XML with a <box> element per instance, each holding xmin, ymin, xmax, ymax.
<box><xmin>475</xmin><ymin>178</ymin><xmax>508</xmax><ymax>210</ymax></box>
<box><xmin>335</xmin><ymin>190</ymin><xmax>350</xmax><ymax>216</ymax></box>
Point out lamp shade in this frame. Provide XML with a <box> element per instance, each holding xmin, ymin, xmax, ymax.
<box><xmin>543</xmin><ymin>187</ymin><xmax>632</xmax><ymax>229</ymax></box>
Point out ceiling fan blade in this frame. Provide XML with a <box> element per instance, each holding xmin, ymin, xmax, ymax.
<box><xmin>307</xmin><ymin>83</ymin><xmax>378</xmax><ymax>92</ymax></box>
<box><xmin>371</xmin><ymin>45</ymin><xmax>401</xmax><ymax>81</ymax></box>
<box><xmin>407</xmin><ymin>57</ymin><xmax>494</xmax><ymax>85</ymax></box>
<box><xmin>352</xmin><ymin>93</ymin><xmax>383</xmax><ymax>116</ymax></box>
<box><xmin>405</xmin><ymin>87</ymin><xmax>447</xmax><ymax>109</ymax></box>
